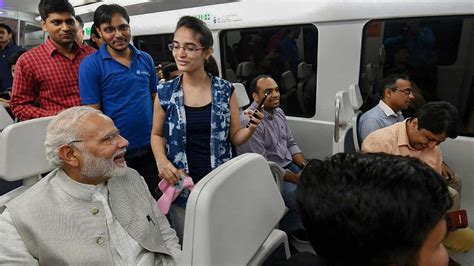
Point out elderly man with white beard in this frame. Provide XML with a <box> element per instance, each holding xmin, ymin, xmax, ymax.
<box><xmin>0</xmin><ymin>106</ymin><xmax>181</xmax><ymax>265</ymax></box>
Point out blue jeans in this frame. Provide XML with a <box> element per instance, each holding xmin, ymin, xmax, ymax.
<box><xmin>279</xmin><ymin>162</ymin><xmax>303</xmax><ymax>234</ymax></box>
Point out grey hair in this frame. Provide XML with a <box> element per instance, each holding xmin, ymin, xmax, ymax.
<box><xmin>45</xmin><ymin>106</ymin><xmax>103</xmax><ymax>167</ymax></box>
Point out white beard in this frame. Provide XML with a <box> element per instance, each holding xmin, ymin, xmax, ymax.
<box><xmin>80</xmin><ymin>148</ymin><xmax>127</xmax><ymax>179</ymax></box>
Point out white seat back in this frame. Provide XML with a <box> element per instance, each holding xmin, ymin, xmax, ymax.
<box><xmin>233</xmin><ymin>82</ymin><xmax>250</xmax><ymax>109</ymax></box>
<box><xmin>280</xmin><ymin>71</ymin><xmax>296</xmax><ymax>92</ymax></box>
<box><xmin>225</xmin><ymin>68</ymin><xmax>238</xmax><ymax>83</ymax></box>
<box><xmin>0</xmin><ymin>105</ymin><xmax>14</xmax><ymax>131</ymax></box>
<box><xmin>0</xmin><ymin>116</ymin><xmax>54</xmax><ymax>182</ymax></box>
<box><xmin>333</xmin><ymin>90</ymin><xmax>355</xmax><ymax>154</ymax></box>
<box><xmin>348</xmin><ymin>84</ymin><xmax>363</xmax><ymax>151</ymax></box>
<box><xmin>351</xmin><ymin>111</ymin><xmax>362</xmax><ymax>152</ymax></box>
<box><xmin>240</xmin><ymin>61</ymin><xmax>256</xmax><ymax>78</ymax></box>
<box><xmin>297</xmin><ymin>62</ymin><xmax>312</xmax><ymax>82</ymax></box>
<box><xmin>182</xmin><ymin>153</ymin><xmax>288</xmax><ymax>265</ymax></box>
<box><xmin>348</xmin><ymin>84</ymin><xmax>363</xmax><ymax>111</ymax></box>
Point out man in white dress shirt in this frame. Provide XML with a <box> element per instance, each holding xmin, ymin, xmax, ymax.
<box><xmin>0</xmin><ymin>106</ymin><xmax>181</xmax><ymax>265</ymax></box>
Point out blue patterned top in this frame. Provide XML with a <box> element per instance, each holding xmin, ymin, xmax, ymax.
<box><xmin>157</xmin><ymin>74</ymin><xmax>233</xmax><ymax>176</ymax></box>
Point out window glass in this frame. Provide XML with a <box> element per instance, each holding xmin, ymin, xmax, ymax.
<box><xmin>133</xmin><ymin>34</ymin><xmax>174</xmax><ymax>66</ymax></box>
<box><xmin>220</xmin><ymin>25</ymin><xmax>318</xmax><ymax>117</ymax></box>
<box><xmin>360</xmin><ymin>16</ymin><xmax>474</xmax><ymax>136</ymax></box>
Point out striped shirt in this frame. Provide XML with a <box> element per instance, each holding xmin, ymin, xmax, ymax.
<box><xmin>236</xmin><ymin>102</ymin><xmax>302</xmax><ymax>177</ymax></box>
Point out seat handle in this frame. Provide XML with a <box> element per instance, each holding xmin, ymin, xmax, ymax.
<box><xmin>334</xmin><ymin>95</ymin><xmax>340</xmax><ymax>142</ymax></box>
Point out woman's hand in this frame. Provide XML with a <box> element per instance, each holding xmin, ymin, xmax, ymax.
<box><xmin>157</xmin><ymin>159</ymin><xmax>185</xmax><ymax>185</ymax></box>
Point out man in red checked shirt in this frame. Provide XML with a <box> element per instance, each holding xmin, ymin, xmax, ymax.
<box><xmin>10</xmin><ymin>0</ymin><xmax>95</xmax><ymax>121</ymax></box>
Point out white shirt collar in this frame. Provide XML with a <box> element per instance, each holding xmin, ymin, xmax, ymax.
<box><xmin>378</xmin><ymin>100</ymin><xmax>403</xmax><ymax>117</ymax></box>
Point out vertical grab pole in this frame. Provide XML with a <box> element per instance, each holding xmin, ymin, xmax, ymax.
<box><xmin>334</xmin><ymin>95</ymin><xmax>340</xmax><ymax>142</ymax></box>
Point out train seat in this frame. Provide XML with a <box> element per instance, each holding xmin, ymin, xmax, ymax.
<box><xmin>297</xmin><ymin>62</ymin><xmax>312</xmax><ymax>87</ymax></box>
<box><xmin>348</xmin><ymin>84</ymin><xmax>363</xmax><ymax>151</ymax></box>
<box><xmin>225</xmin><ymin>68</ymin><xmax>238</xmax><ymax>83</ymax></box>
<box><xmin>296</xmin><ymin>62</ymin><xmax>313</xmax><ymax>115</ymax></box>
<box><xmin>236</xmin><ymin>61</ymin><xmax>256</xmax><ymax>82</ymax></box>
<box><xmin>182</xmin><ymin>153</ymin><xmax>290</xmax><ymax>265</ymax></box>
<box><xmin>348</xmin><ymin>84</ymin><xmax>363</xmax><ymax>111</ymax></box>
<box><xmin>236</xmin><ymin>61</ymin><xmax>257</xmax><ymax>101</ymax></box>
<box><xmin>280</xmin><ymin>70</ymin><xmax>296</xmax><ymax>94</ymax></box>
<box><xmin>0</xmin><ymin>105</ymin><xmax>14</xmax><ymax>131</ymax></box>
<box><xmin>233</xmin><ymin>82</ymin><xmax>250</xmax><ymax>109</ymax></box>
<box><xmin>0</xmin><ymin>117</ymin><xmax>54</xmax><ymax>212</ymax></box>
<box><xmin>333</xmin><ymin>90</ymin><xmax>356</xmax><ymax>154</ymax></box>
<box><xmin>280</xmin><ymin>71</ymin><xmax>299</xmax><ymax>114</ymax></box>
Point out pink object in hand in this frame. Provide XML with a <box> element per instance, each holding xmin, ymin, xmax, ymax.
<box><xmin>157</xmin><ymin>176</ymin><xmax>194</xmax><ymax>214</ymax></box>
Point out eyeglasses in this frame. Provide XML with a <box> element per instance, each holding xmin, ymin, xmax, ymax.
<box><xmin>396</xmin><ymin>89</ymin><xmax>415</xmax><ymax>96</ymax></box>
<box><xmin>168</xmin><ymin>42</ymin><xmax>205</xmax><ymax>54</ymax></box>
<box><xmin>68</xmin><ymin>130</ymin><xmax>122</xmax><ymax>146</ymax></box>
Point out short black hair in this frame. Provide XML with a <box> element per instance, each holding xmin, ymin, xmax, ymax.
<box><xmin>0</xmin><ymin>23</ymin><xmax>14</xmax><ymax>43</ymax></box>
<box><xmin>75</xmin><ymin>15</ymin><xmax>84</xmax><ymax>29</ymax></box>
<box><xmin>94</xmin><ymin>4</ymin><xmax>129</xmax><ymax>27</ymax></box>
<box><xmin>379</xmin><ymin>73</ymin><xmax>410</xmax><ymax>100</ymax></box>
<box><xmin>38</xmin><ymin>0</ymin><xmax>75</xmax><ymax>21</ymax></box>
<box><xmin>87</xmin><ymin>23</ymin><xmax>101</xmax><ymax>49</ymax></box>
<box><xmin>90</xmin><ymin>23</ymin><xmax>100</xmax><ymax>38</ymax></box>
<box><xmin>7</xmin><ymin>49</ymin><xmax>27</xmax><ymax>69</ymax></box>
<box><xmin>0</xmin><ymin>23</ymin><xmax>13</xmax><ymax>34</ymax></box>
<box><xmin>250</xmin><ymin>75</ymin><xmax>272</xmax><ymax>94</ymax></box>
<box><xmin>297</xmin><ymin>153</ymin><xmax>451</xmax><ymax>265</ymax></box>
<box><xmin>175</xmin><ymin>16</ymin><xmax>213</xmax><ymax>48</ymax></box>
<box><xmin>412</xmin><ymin>101</ymin><xmax>458</xmax><ymax>139</ymax></box>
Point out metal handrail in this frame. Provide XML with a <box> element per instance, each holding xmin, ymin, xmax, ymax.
<box><xmin>334</xmin><ymin>95</ymin><xmax>340</xmax><ymax>142</ymax></box>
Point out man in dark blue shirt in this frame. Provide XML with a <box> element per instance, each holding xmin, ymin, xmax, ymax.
<box><xmin>0</xmin><ymin>23</ymin><xmax>24</xmax><ymax>95</ymax></box>
<box><xmin>79</xmin><ymin>4</ymin><xmax>159</xmax><ymax>198</ymax></box>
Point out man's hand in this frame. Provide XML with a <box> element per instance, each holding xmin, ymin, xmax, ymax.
<box><xmin>0</xmin><ymin>98</ymin><xmax>10</xmax><ymax>108</ymax></box>
<box><xmin>292</xmin><ymin>153</ymin><xmax>306</xmax><ymax>169</ymax></box>
<box><xmin>244</xmin><ymin>108</ymin><xmax>264</xmax><ymax>131</ymax></box>
<box><xmin>441</xmin><ymin>161</ymin><xmax>455</xmax><ymax>181</ymax></box>
<box><xmin>284</xmin><ymin>170</ymin><xmax>300</xmax><ymax>184</ymax></box>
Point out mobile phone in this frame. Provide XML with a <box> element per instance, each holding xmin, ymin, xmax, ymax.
<box><xmin>446</xmin><ymin>210</ymin><xmax>468</xmax><ymax>230</ymax></box>
<box><xmin>246</xmin><ymin>92</ymin><xmax>268</xmax><ymax>128</ymax></box>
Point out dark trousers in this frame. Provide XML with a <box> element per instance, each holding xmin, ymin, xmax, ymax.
<box><xmin>125</xmin><ymin>146</ymin><xmax>160</xmax><ymax>200</ymax></box>
<box><xmin>0</xmin><ymin>179</ymin><xmax>22</xmax><ymax>196</ymax></box>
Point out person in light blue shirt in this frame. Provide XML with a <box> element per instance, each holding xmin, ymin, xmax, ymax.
<box><xmin>79</xmin><ymin>4</ymin><xmax>159</xmax><ymax>198</ymax></box>
<box><xmin>358</xmin><ymin>74</ymin><xmax>414</xmax><ymax>142</ymax></box>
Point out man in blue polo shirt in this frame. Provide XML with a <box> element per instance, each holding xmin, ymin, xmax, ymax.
<box><xmin>79</xmin><ymin>4</ymin><xmax>159</xmax><ymax>198</ymax></box>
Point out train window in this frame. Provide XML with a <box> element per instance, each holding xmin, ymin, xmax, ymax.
<box><xmin>360</xmin><ymin>16</ymin><xmax>474</xmax><ymax>136</ymax></box>
<box><xmin>219</xmin><ymin>25</ymin><xmax>318</xmax><ymax>117</ymax></box>
<box><xmin>133</xmin><ymin>33</ymin><xmax>174</xmax><ymax>66</ymax></box>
